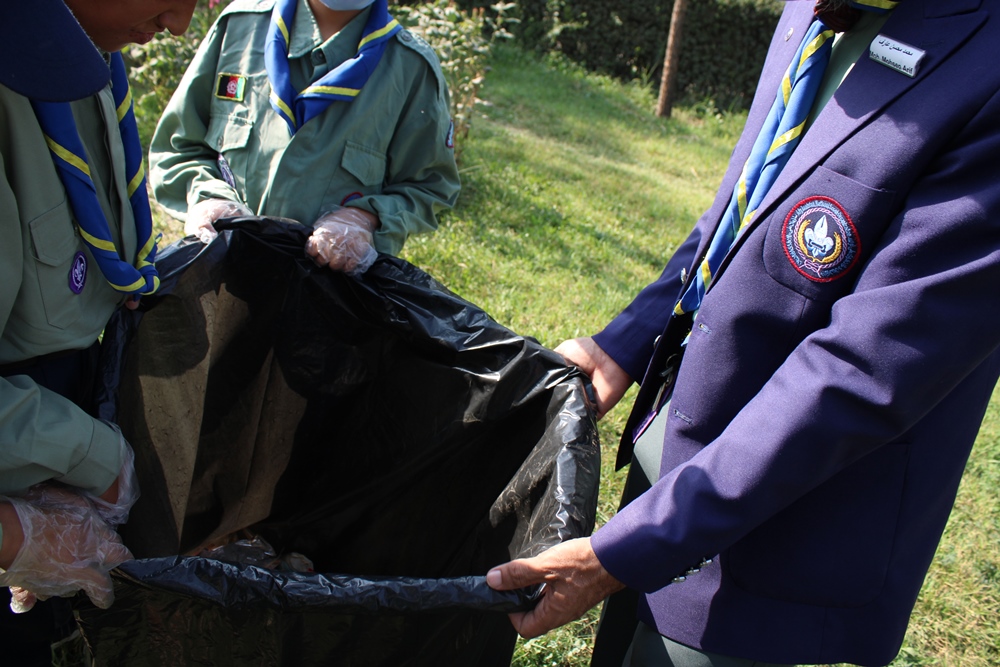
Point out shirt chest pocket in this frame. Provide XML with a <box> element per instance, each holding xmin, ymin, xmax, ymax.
<box><xmin>340</xmin><ymin>141</ymin><xmax>386</xmax><ymax>187</ymax></box>
<box><xmin>761</xmin><ymin>166</ymin><xmax>897</xmax><ymax>302</ymax></box>
<box><xmin>29</xmin><ymin>201</ymin><xmax>84</xmax><ymax>330</ymax></box>
<box><xmin>205</xmin><ymin>113</ymin><xmax>253</xmax><ymax>192</ymax></box>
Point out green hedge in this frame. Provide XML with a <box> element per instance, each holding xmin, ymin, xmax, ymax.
<box><xmin>461</xmin><ymin>0</ymin><xmax>783</xmax><ymax>111</ymax></box>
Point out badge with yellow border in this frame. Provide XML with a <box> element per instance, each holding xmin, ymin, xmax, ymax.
<box><xmin>215</xmin><ymin>73</ymin><xmax>246</xmax><ymax>102</ymax></box>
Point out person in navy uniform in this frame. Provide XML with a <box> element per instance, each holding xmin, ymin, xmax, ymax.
<box><xmin>488</xmin><ymin>0</ymin><xmax>1000</xmax><ymax>665</ymax></box>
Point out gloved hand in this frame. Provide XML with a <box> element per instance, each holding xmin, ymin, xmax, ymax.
<box><xmin>84</xmin><ymin>422</ymin><xmax>139</xmax><ymax>527</ymax></box>
<box><xmin>9</xmin><ymin>585</ymin><xmax>37</xmax><ymax>614</ymax></box>
<box><xmin>305</xmin><ymin>207</ymin><xmax>380</xmax><ymax>276</ymax></box>
<box><xmin>0</xmin><ymin>485</ymin><xmax>132</xmax><ymax>613</ymax></box>
<box><xmin>185</xmin><ymin>198</ymin><xmax>252</xmax><ymax>244</ymax></box>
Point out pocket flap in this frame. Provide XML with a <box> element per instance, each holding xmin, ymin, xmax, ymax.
<box><xmin>205</xmin><ymin>114</ymin><xmax>253</xmax><ymax>153</ymax></box>
<box><xmin>30</xmin><ymin>201</ymin><xmax>77</xmax><ymax>267</ymax></box>
<box><xmin>341</xmin><ymin>141</ymin><xmax>386</xmax><ymax>187</ymax></box>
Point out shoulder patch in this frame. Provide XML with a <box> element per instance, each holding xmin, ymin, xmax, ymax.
<box><xmin>781</xmin><ymin>196</ymin><xmax>860</xmax><ymax>283</ymax></box>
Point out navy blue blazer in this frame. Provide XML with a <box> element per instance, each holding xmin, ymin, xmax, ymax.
<box><xmin>589</xmin><ymin>0</ymin><xmax>1000</xmax><ymax>664</ymax></box>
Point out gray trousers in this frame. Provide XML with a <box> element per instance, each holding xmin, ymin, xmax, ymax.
<box><xmin>590</xmin><ymin>410</ymin><xmax>793</xmax><ymax>667</ymax></box>
<box><xmin>622</xmin><ymin>621</ymin><xmax>791</xmax><ymax>667</ymax></box>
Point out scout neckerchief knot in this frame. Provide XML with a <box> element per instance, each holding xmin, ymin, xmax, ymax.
<box><xmin>265</xmin><ymin>0</ymin><xmax>401</xmax><ymax>134</ymax></box>
<box><xmin>674</xmin><ymin>0</ymin><xmax>898</xmax><ymax>318</ymax></box>
<box><xmin>30</xmin><ymin>53</ymin><xmax>160</xmax><ymax>296</ymax></box>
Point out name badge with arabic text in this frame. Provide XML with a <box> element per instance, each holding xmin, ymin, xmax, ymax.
<box><xmin>869</xmin><ymin>35</ymin><xmax>925</xmax><ymax>78</ymax></box>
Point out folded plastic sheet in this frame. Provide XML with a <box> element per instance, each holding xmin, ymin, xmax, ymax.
<box><xmin>113</xmin><ymin>557</ymin><xmax>540</xmax><ymax>613</ymax></box>
<box><xmin>77</xmin><ymin>217</ymin><xmax>600</xmax><ymax>666</ymax></box>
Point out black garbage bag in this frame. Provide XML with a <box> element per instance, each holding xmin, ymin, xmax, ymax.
<box><xmin>76</xmin><ymin>217</ymin><xmax>601</xmax><ymax>666</ymax></box>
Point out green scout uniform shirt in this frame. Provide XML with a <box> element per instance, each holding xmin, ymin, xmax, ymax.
<box><xmin>0</xmin><ymin>82</ymin><xmax>126</xmax><ymax>498</ymax></box>
<box><xmin>149</xmin><ymin>0</ymin><xmax>461</xmax><ymax>256</ymax></box>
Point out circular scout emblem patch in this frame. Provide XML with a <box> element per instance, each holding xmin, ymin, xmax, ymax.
<box><xmin>781</xmin><ymin>196</ymin><xmax>859</xmax><ymax>282</ymax></box>
<box><xmin>69</xmin><ymin>251</ymin><xmax>87</xmax><ymax>294</ymax></box>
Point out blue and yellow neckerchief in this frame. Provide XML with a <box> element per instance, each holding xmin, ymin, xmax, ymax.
<box><xmin>673</xmin><ymin>0</ymin><xmax>898</xmax><ymax>317</ymax></box>
<box><xmin>265</xmin><ymin>0</ymin><xmax>401</xmax><ymax>135</ymax></box>
<box><xmin>30</xmin><ymin>52</ymin><xmax>160</xmax><ymax>296</ymax></box>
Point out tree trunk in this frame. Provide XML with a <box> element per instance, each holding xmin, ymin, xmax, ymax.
<box><xmin>656</xmin><ymin>0</ymin><xmax>689</xmax><ymax>118</ymax></box>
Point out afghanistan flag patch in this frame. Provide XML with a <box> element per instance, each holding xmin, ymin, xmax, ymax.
<box><xmin>215</xmin><ymin>73</ymin><xmax>247</xmax><ymax>102</ymax></box>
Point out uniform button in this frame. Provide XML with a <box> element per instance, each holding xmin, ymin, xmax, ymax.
<box><xmin>400</xmin><ymin>31</ymin><xmax>412</xmax><ymax>42</ymax></box>
<box><xmin>311</xmin><ymin>50</ymin><xmax>326</xmax><ymax>65</ymax></box>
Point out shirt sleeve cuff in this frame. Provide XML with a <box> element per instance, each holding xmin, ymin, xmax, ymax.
<box><xmin>57</xmin><ymin>419</ymin><xmax>121</xmax><ymax>496</ymax></box>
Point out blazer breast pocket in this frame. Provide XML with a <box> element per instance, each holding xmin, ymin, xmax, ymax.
<box><xmin>761</xmin><ymin>167</ymin><xmax>897</xmax><ymax>302</ymax></box>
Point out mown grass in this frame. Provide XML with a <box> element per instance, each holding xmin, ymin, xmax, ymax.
<box><xmin>149</xmin><ymin>42</ymin><xmax>999</xmax><ymax>667</ymax></box>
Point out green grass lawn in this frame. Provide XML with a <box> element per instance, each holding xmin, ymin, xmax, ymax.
<box><xmin>150</xmin><ymin>43</ymin><xmax>999</xmax><ymax>667</ymax></box>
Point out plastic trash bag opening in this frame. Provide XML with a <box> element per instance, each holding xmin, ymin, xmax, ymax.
<box><xmin>78</xmin><ymin>217</ymin><xmax>600</xmax><ymax>666</ymax></box>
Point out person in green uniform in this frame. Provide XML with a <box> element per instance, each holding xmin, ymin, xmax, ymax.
<box><xmin>149</xmin><ymin>0</ymin><xmax>461</xmax><ymax>276</ymax></box>
<box><xmin>0</xmin><ymin>1</ymin><xmax>196</xmax><ymax>664</ymax></box>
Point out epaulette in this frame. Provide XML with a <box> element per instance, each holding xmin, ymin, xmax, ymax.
<box><xmin>220</xmin><ymin>0</ymin><xmax>275</xmax><ymax>16</ymax></box>
<box><xmin>393</xmin><ymin>28</ymin><xmax>445</xmax><ymax>73</ymax></box>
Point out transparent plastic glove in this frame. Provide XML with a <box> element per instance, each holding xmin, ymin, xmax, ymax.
<box><xmin>8</xmin><ymin>585</ymin><xmax>36</xmax><ymax>614</ymax></box>
<box><xmin>83</xmin><ymin>422</ymin><xmax>139</xmax><ymax>527</ymax></box>
<box><xmin>0</xmin><ymin>487</ymin><xmax>132</xmax><ymax>613</ymax></box>
<box><xmin>185</xmin><ymin>198</ymin><xmax>252</xmax><ymax>244</ymax></box>
<box><xmin>305</xmin><ymin>207</ymin><xmax>379</xmax><ymax>276</ymax></box>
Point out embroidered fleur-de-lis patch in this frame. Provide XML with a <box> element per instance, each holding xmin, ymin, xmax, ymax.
<box><xmin>782</xmin><ymin>196</ymin><xmax>860</xmax><ymax>282</ymax></box>
<box><xmin>69</xmin><ymin>251</ymin><xmax>87</xmax><ymax>294</ymax></box>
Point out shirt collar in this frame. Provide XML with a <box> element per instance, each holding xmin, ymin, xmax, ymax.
<box><xmin>287</xmin><ymin>0</ymin><xmax>373</xmax><ymax>60</ymax></box>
